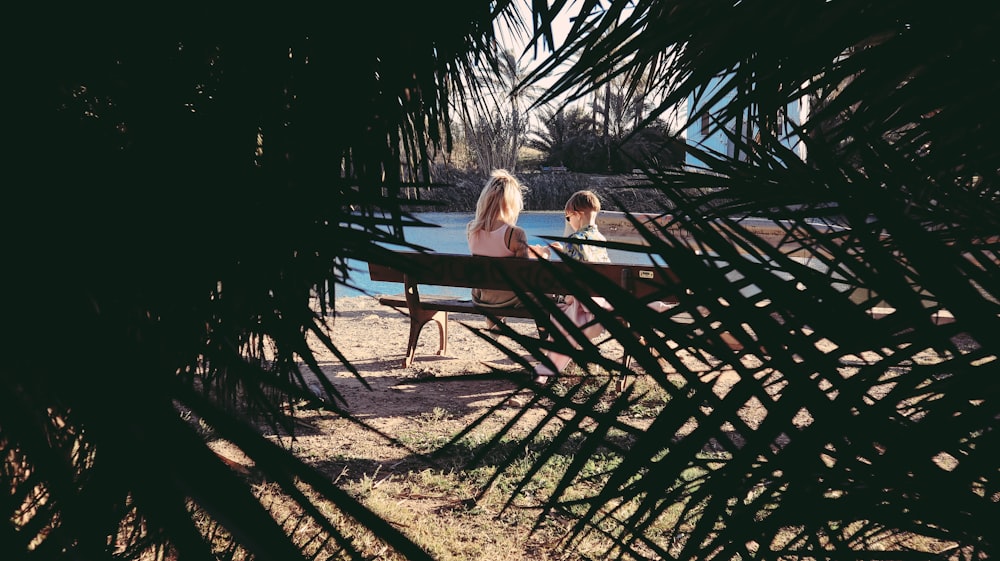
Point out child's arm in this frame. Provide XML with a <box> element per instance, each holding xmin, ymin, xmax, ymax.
<box><xmin>563</xmin><ymin>234</ymin><xmax>587</xmax><ymax>261</ymax></box>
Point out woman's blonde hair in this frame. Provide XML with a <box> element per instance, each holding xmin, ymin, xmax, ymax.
<box><xmin>467</xmin><ymin>169</ymin><xmax>525</xmax><ymax>235</ymax></box>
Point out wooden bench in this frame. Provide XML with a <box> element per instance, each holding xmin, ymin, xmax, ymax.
<box><xmin>368</xmin><ymin>252</ymin><xmax>681</xmax><ymax>368</ymax></box>
<box><xmin>365</xmin><ymin>216</ymin><xmax>964</xmax><ymax>371</ymax></box>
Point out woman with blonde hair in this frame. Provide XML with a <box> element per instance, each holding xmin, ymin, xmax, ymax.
<box><xmin>466</xmin><ymin>169</ymin><xmax>547</xmax><ymax>317</ymax></box>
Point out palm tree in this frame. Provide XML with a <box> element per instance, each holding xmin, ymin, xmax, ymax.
<box><xmin>525</xmin><ymin>105</ymin><xmax>598</xmax><ymax>168</ymax></box>
<box><xmin>2</xmin><ymin>4</ymin><xmax>523</xmax><ymax>560</ymax></box>
<box><xmin>478</xmin><ymin>1</ymin><xmax>998</xmax><ymax>559</ymax></box>
<box><xmin>457</xmin><ymin>48</ymin><xmax>543</xmax><ymax>173</ymax></box>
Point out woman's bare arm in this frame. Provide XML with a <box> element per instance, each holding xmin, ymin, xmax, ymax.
<box><xmin>506</xmin><ymin>226</ymin><xmax>531</xmax><ymax>258</ymax></box>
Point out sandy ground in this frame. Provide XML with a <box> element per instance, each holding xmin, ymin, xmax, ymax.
<box><xmin>206</xmin><ymin>294</ymin><xmax>794</xmax><ymax>476</ymax></box>
<box><xmin>209</xmin><ymin>293</ymin><xmax>964</xmax><ymax>476</ymax></box>
<box><xmin>211</xmin><ymin>295</ymin><xmax>591</xmax><ymax>474</ymax></box>
<box><xmin>199</xmin><ymin>294</ymin><xmax>972</xmax><ymax>560</ymax></box>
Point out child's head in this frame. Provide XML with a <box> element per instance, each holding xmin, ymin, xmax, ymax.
<box><xmin>471</xmin><ymin>169</ymin><xmax>525</xmax><ymax>232</ymax></box>
<box><xmin>565</xmin><ymin>190</ymin><xmax>602</xmax><ymax>215</ymax></box>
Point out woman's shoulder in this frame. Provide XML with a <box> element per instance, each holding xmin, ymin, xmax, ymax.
<box><xmin>505</xmin><ymin>223</ymin><xmax>527</xmax><ymax>241</ymax></box>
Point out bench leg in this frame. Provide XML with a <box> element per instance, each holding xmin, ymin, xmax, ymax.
<box><xmin>403</xmin><ymin>309</ymin><xmax>449</xmax><ymax>368</ymax></box>
<box><xmin>433</xmin><ymin>311</ymin><xmax>448</xmax><ymax>356</ymax></box>
<box><xmin>618</xmin><ymin>333</ymin><xmax>646</xmax><ymax>392</ymax></box>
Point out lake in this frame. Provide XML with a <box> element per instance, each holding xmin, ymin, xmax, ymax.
<box><xmin>336</xmin><ymin>211</ymin><xmax>652</xmax><ymax>298</ymax></box>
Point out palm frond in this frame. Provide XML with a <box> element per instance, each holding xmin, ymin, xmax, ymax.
<box><xmin>3</xmin><ymin>5</ymin><xmax>523</xmax><ymax>559</ymax></box>
<box><xmin>462</xmin><ymin>1</ymin><xmax>1000</xmax><ymax>559</ymax></box>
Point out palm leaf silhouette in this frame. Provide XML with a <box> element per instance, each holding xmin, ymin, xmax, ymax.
<box><xmin>3</xmin><ymin>5</ymin><xmax>522</xmax><ymax>559</ymax></box>
<box><xmin>453</xmin><ymin>1</ymin><xmax>998</xmax><ymax>559</ymax></box>
<box><xmin>5</xmin><ymin>1</ymin><xmax>997</xmax><ymax>560</ymax></box>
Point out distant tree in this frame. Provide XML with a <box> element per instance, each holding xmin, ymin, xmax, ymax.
<box><xmin>529</xmin><ymin>103</ymin><xmax>681</xmax><ymax>174</ymax></box>
<box><xmin>527</xmin><ymin>105</ymin><xmax>601</xmax><ymax>170</ymax></box>
<box><xmin>590</xmin><ymin>75</ymin><xmax>643</xmax><ymax>143</ymax></box>
<box><xmin>460</xmin><ymin>110</ymin><xmax>522</xmax><ymax>173</ymax></box>
<box><xmin>458</xmin><ymin>48</ymin><xmax>541</xmax><ymax>173</ymax></box>
<box><xmin>579</xmin><ymin>73</ymin><xmax>667</xmax><ymax>173</ymax></box>
<box><xmin>613</xmin><ymin>120</ymin><xmax>686</xmax><ymax>172</ymax></box>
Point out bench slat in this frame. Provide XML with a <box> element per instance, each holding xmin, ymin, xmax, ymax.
<box><xmin>378</xmin><ymin>294</ymin><xmax>538</xmax><ymax>318</ymax></box>
<box><xmin>369</xmin><ymin>252</ymin><xmax>679</xmax><ymax>299</ymax></box>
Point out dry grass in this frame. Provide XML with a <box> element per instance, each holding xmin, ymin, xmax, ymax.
<box><xmin>185</xmin><ymin>299</ymin><xmax>973</xmax><ymax>560</ymax></box>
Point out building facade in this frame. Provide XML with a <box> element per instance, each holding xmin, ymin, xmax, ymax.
<box><xmin>683</xmin><ymin>78</ymin><xmax>810</xmax><ymax>168</ymax></box>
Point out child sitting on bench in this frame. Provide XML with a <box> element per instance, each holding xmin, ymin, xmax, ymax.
<box><xmin>533</xmin><ymin>190</ymin><xmax>616</xmax><ymax>383</ymax></box>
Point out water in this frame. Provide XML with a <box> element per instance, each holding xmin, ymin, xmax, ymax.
<box><xmin>334</xmin><ymin>212</ymin><xmax>852</xmax><ymax>302</ymax></box>
<box><xmin>336</xmin><ymin>211</ymin><xmax>648</xmax><ymax>298</ymax></box>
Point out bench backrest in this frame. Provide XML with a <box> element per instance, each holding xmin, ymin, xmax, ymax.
<box><xmin>597</xmin><ymin>211</ymin><xmax>850</xmax><ymax>258</ymax></box>
<box><xmin>369</xmin><ymin>252</ymin><xmax>680</xmax><ymax>300</ymax></box>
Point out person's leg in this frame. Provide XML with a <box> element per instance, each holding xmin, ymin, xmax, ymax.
<box><xmin>485</xmin><ymin>316</ymin><xmax>507</xmax><ymax>339</ymax></box>
<box><xmin>532</xmin><ymin>297</ymin><xmax>593</xmax><ymax>383</ymax></box>
<box><xmin>533</xmin><ymin>348</ymin><xmax>572</xmax><ymax>383</ymax></box>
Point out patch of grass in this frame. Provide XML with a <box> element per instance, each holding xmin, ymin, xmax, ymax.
<box><xmin>416</xmin><ymin>407</ymin><xmax>455</xmax><ymax>423</ymax></box>
<box><xmin>193</xmin><ymin>372</ymin><xmax>965</xmax><ymax>560</ymax></box>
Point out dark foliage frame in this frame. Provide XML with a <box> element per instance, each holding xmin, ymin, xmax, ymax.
<box><xmin>3</xmin><ymin>1</ymin><xmax>997</xmax><ymax>559</ymax></box>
